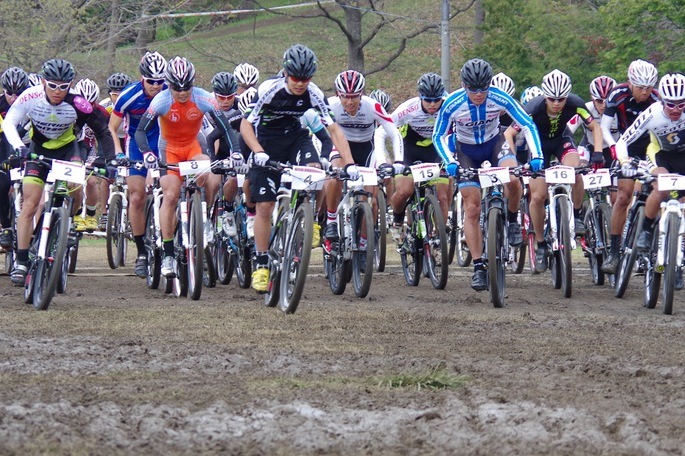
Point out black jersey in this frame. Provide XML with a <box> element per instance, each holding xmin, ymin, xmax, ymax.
<box><xmin>522</xmin><ymin>93</ymin><xmax>594</xmax><ymax>140</ymax></box>
<box><xmin>604</xmin><ymin>82</ymin><xmax>659</xmax><ymax>132</ymax></box>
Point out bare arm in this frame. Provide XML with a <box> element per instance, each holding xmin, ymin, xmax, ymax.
<box><xmin>108</xmin><ymin>114</ymin><xmax>124</xmax><ymax>155</ymax></box>
<box><xmin>326</xmin><ymin>122</ymin><xmax>353</xmax><ymax>165</ymax></box>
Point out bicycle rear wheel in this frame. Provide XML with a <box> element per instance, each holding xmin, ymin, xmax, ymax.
<box><xmin>454</xmin><ymin>192</ymin><xmax>472</xmax><ymax>267</ymax></box>
<box><xmin>279</xmin><ymin>203</ymin><xmax>313</xmax><ymax>314</ymax></box>
<box><xmin>585</xmin><ymin>203</ymin><xmax>611</xmax><ymax>286</ymax></box>
<box><xmin>234</xmin><ymin>209</ymin><xmax>251</xmax><ymax>288</ymax></box>
<box><xmin>615</xmin><ymin>207</ymin><xmax>644</xmax><ymax>298</ymax></box>
<box><xmin>557</xmin><ymin>197</ymin><xmax>573</xmax><ymax>298</ymax></box>
<box><xmin>401</xmin><ymin>205</ymin><xmax>422</xmax><ymax>286</ymax></box>
<box><xmin>352</xmin><ymin>201</ymin><xmax>374</xmax><ymax>298</ymax></box>
<box><xmin>187</xmin><ymin>192</ymin><xmax>204</xmax><ymax>300</ymax></box>
<box><xmin>487</xmin><ymin>208</ymin><xmax>506</xmax><ymax>308</ymax></box>
<box><xmin>265</xmin><ymin>200</ymin><xmax>289</xmax><ymax>307</ymax></box>
<box><xmin>424</xmin><ymin>194</ymin><xmax>448</xmax><ymax>290</ymax></box>
<box><xmin>374</xmin><ymin>190</ymin><xmax>387</xmax><ymax>272</ymax></box>
<box><xmin>106</xmin><ymin>194</ymin><xmax>123</xmax><ymax>269</ymax></box>
<box><xmin>644</xmin><ymin>224</ymin><xmax>661</xmax><ymax>309</ymax></box>
<box><xmin>662</xmin><ymin>212</ymin><xmax>679</xmax><ymax>315</ymax></box>
<box><xmin>33</xmin><ymin>207</ymin><xmax>69</xmax><ymax>310</ymax></box>
<box><xmin>144</xmin><ymin>197</ymin><xmax>161</xmax><ymax>290</ymax></box>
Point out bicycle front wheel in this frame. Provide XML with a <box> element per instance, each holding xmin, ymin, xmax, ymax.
<box><xmin>454</xmin><ymin>192</ymin><xmax>472</xmax><ymax>267</ymax></box>
<box><xmin>644</xmin><ymin>223</ymin><xmax>661</xmax><ymax>309</ymax></box>
<box><xmin>279</xmin><ymin>203</ymin><xmax>313</xmax><ymax>314</ymax></box>
<box><xmin>374</xmin><ymin>190</ymin><xmax>387</xmax><ymax>272</ymax></box>
<box><xmin>401</xmin><ymin>205</ymin><xmax>422</xmax><ymax>286</ymax></box>
<box><xmin>187</xmin><ymin>192</ymin><xmax>204</xmax><ymax>301</ymax></box>
<box><xmin>352</xmin><ymin>201</ymin><xmax>374</xmax><ymax>298</ymax></box>
<box><xmin>662</xmin><ymin>212</ymin><xmax>679</xmax><ymax>315</ymax></box>
<box><xmin>424</xmin><ymin>194</ymin><xmax>448</xmax><ymax>290</ymax></box>
<box><xmin>615</xmin><ymin>207</ymin><xmax>644</xmax><ymax>298</ymax></box>
<box><xmin>234</xmin><ymin>208</ymin><xmax>251</xmax><ymax>288</ymax></box>
<box><xmin>557</xmin><ymin>197</ymin><xmax>573</xmax><ymax>298</ymax></box>
<box><xmin>487</xmin><ymin>208</ymin><xmax>506</xmax><ymax>308</ymax></box>
<box><xmin>33</xmin><ymin>207</ymin><xmax>69</xmax><ymax>310</ymax></box>
<box><xmin>145</xmin><ymin>197</ymin><xmax>161</xmax><ymax>290</ymax></box>
<box><xmin>106</xmin><ymin>194</ymin><xmax>123</xmax><ymax>269</ymax></box>
<box><xmin>265</xmin><ymin>199</ymin><xmax>289</xmax><ymax>308</ymax></box>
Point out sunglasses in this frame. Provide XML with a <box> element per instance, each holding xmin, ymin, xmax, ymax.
<box><xmin>289</xmin><ymin>75</ymin><xmax>312</xmax><ymax>84</ymax></box>
<box><xmin>665</xmin><ymin>100</ymin><xmax>685</xmax><ymax>110</ymax></box>
<box><xmin>421</xmin><ymin>96</ymin><xmax>442</xmax><ymax>103</ymax></box>
<box><xmin>465</xmin><ymin>86</ymin><xmax>488</xmax><ymax>94</ymax></box>
<box><xmin>170</xmin><ymin>85</ymin><xmax>192</xmax><ymax>92</ymax></box>
<box><xmin>45</xmin><ymin>81</ymin><xmax>71</xmax><ymax>91</ymax></box>
<box><xmin>4</xmin><ymin>89</ymin><xmax>20</xmax><ymax>96</ymax></box>
<box><xmin>144</xmin><ymin>78</ymin><xmax>165</xmax><ymax>86</ymax></box>
<box><xmin>109</xmin><ymin>91</ymin><xmax>120</xmax><ymax>97</ymax></box>
<box><xmin>592</xmin><ymin>98</ymin><xmax>606</xmax><ymax>104</ymax></box>
<box><xmin>547</xmin><ymin>97</ymin><xmax>567</xmax><ymax>103</ymax></box>
<box><xmin>216</xmin><ymin>93</ymin><xmax>235</xmax><ymax>101</ymax></box>
<box><xmin>633</xmin><ymin>85</ymin><xmax>652</xmax><ymax>91</ymax></box>
<box><xmin>339</xmin><ymin>93</ymin><xmax>361</xmax><ymax>100</ymax></box>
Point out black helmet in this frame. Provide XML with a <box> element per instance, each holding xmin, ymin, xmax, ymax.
<box><xmin>211</xmin><ymin>71</ymin><xmax>238</xmax><ymax>96</ymax></box>
<box><xmin>41</xmin><ymin>58</ymin><xmax>75</xmax><ymax>82</ymax></box>
<box><xmin>460</xmin><ymin>58</ymin><xmax>493</xmax><ymax>90</ymax></box>
<box><xmin>282</xmin><ymin>44</ymin><xmax>317</xmax><ymax>80</ymax></box>
<box><xmin>165</xmin><ymin>56</ymin><xmax>196</xmax><ymax>90</ymax></box>
<box><xmin>417</xmin><ymin>73</ymin><xmax>445</xmax><ymax>99</ymax></box>
<box><xmin>1</xmin><ymin>67</ymin><xmax>29</xmax><ymax>94</ymax></box>
<box><xmin>106</xmin><ymin>73</ymin><xmax>132</xmax><ymax>91</ymax></box>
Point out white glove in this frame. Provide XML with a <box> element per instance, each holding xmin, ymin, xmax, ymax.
<box><xmin>320</xmin><ymin>157</ymin><xmax>331</xmax><ymax>171</ymax></box>
<box><xmin>392</xmin><ymin>161</ymin><xmax>405</xmax><ymax>176</ymax></box>
<box><xmin>637</xmin><ymin>159</ymin><xmax>656</xmax><ymax>174</ymax></box>
<box><xmin>252</xmin><ymin>151</ymin><xmax>269</xmax><ymax>167</ymax></box>
<box><xmin>142</xmin><ymin>151</ymin><xmax>158</xmax><ymax>169</ymax></box>
<box><xmin>346</xmin><ymin>164</ymin><xmax>360</xmax><ymax>180</ymax></box>
<box><xmin>230</xmin><ymin>152</ymin><xmax>245</xmax><ymax>169</ymax></box>
<box><xmin>621</xmin><ymin>161</ymin><xmax>637</xmax><ymax>178</ymax></box>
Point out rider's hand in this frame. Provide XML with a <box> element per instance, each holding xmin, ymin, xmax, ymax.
<box><xmin>610</xmin><ymin>144</ymin><xmax>617</xmax><ymax>160</ymax></box>
<box><xmin>106</xmin><ymin>165</ymin><xmax>118</xmax><ymax>179</ymax></box>
<box><xmin>320</xmin><ymin>157</ymin><xmax>331</xmax><ymax>171</ymax></box>
<box><xmin>529</xmin><ymin>158</ymin><xmax>544</xmax><ymax>172</ymax></box>
<box><xmin>142</xmin><ymin>151</ymin><xmax>158</xmax><ymax>169</ymax></box>
<box><xmin>252</xmin><ymin>151</ymin><xmax>269</xmax><ymax>167</ymax></box>
<box><xmin>590</xmin><ymin>151</ymin><xmax>605</xmax><ymax>167</ymax></box>
<box><xmin>229</xmin><ymin>152</ymin><xmax>245</xmax><ymax>169</ymax></box>
<box><xmin>345</xmin><ymin>164</ymin><xmax>360</xmax><ymax>180</ymax></box>
<box><xmin>392</xmin><ymin>161</ymin><xmax>405</xmax><ymax>176</ymax></box>
<box><xmin>115</xmin><ymin>153</ymin><xmax>130</xmax><ymax>166</ymax></box>
<box><xmin>14</xmin><ymin>146</ymin><xmax>29</xmax><ymax>158</ymax></box>
<box><xmin>620</xmin><ymin>160</ymin><xmax>637</xmax><ymax>178</ymax></box>
<box><xmin>445</xmin><ymin>162</ymin><xmax>458</xmax><ymax>177</ymax></box>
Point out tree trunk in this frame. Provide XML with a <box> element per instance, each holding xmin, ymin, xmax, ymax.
<box><xmin>343</xmin><ymin>3</ymin><xmax>364</xmax><ymax>72</ymax></box>
<box><xmin>474</xmin><ymin>0</ymin><xmax>484</xmax><ymax>45</ymax></box>
<box><xmin>106</xmin><ymin>0</ymin><xmax>120</xmax><ymax>76</ymax></box>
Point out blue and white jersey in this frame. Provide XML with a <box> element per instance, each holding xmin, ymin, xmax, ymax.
<box><xmin>433</xmin><ymin>86</ymin><xmax>543</xmax><ymax>163</ymax></box>
<box><xmin>113</xmin><ymin>81</ymin><xmax>164</xmax><ymax>154</ymax></box>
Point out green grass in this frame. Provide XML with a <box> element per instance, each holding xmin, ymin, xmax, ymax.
<box><xmin>375</xmin><ymin>363</ymin><xmax>469</xmax><ymax>390</ymax></box>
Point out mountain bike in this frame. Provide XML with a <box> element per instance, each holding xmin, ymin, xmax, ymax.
<box><xmin>143</xmin><ymin>164</ymin><xmax>163</xmax><ymax>290</ymax></box>
<box><xmin>325</xmin><ymin>166</ymin><xmax>379</xmax><ymax>298</ymax></box>
<box><xmin>3</xmin><ymin>165</ymin><xmax>22</xmax><ymax>275</ymax></box>
<box><xmin>105</xmin><ymin>163</ymin><xmax>132</xmax><ymax>270</ymax></box>
<box><xmin>373</xmin><ymin>173</ymin><xmax>390</xmax><ymax>272</ymax></box>
<box><xmin>643</xmin><ymin>173</ymin><xmax>685</xmax><ymax>315</ymax></box>
<box><xmin>398</xmin><ymin>162</ymin><xmax>448</xmax><ymax>289</ymax></box>
<box><xmin>448</xmin><ymin>184</ymin><xmax>471</xmax><ymax>267</ymax></box>
<box><xmin>208</xmin><ymin>160</ymin><xmax>237</xmax><ymax>286</ymax></box>
<box><xmin>263</xmin><ymin>162</ymin><xmax>321</xmax><ymax>314</ymax></box>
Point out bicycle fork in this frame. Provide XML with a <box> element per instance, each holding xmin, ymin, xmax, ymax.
<box><xmin>547</xmin><ymin>188</ymin><xmax>576</xmax><ymax>251</ymax></box>
<box><xmin>655</xmin><ymin>200</ymin><xmax>685</xmax><ymax>272</ymax></box>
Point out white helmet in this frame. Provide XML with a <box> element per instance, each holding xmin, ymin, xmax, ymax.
<box><xmin>490</xmin><ymin>72</ymin><xmax>515</xmax><ymax>96</ymax></box>
<box><xmin>74</xmin><ymin>78</ymin><xmax>100</xmax><ymax>103</ymax></box>
<box><xmin>541</xmin><ymin>69</ymin><xmax>572</xmax><ymax>98</ymax></box>
<box><xmin>658</xmin><ymin>73</ymin><xmax>685</xmax><ymax>102</ymax></box>
<box><xmin>233</xmin><ymin>63</ymin><xmax>260</xmax><ymax>87</ymax></box>
<box><xmin>520</xmin><ymin>86</ymin><xmax>544</xmax><ymax>105</ymax></box>
<box><xmin>238</xmin><ymin>87</ymin><xmax>258</xmax><ymax>115</ymax></box>
<box><xmin>139</xmin><ymin>51</ymin><xmax>167</xmax><ymax>79</ymax></box>
<box><xmin>627</xmin><ymin>59</ymin><xmax>658</xmax><ymax>87</ymax></box>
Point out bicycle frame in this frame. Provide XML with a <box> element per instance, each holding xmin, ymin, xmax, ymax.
<box><xmin>547</xmin><ymin>182</ymin><xmax>576</xmax><ymax>252</ymax></box>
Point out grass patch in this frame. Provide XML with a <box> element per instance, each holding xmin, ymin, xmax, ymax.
<box><xmin>376</xmin><ymin>363</ymin><xmax>469</xmax><ymax>390</ymax></box>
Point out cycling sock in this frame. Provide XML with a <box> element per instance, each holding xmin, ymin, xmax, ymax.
<box><xmin>256</xmin><ymin>251</ymin><xmax>268</xmax><ymax>267</ymax></box>
<box><xmin>393</xmin><ymin>212</ymin><xmax>404</xmax><ymax>225</ymax></box>
<box><xmin>610</xmin><ymin>234</ymin><xmax>620</xmax><ymax>253</ymax></box>
<box><xmin>537</xmin><ymin>241</ymin><xmax>546</xmax><ymax>250</ymax></box>
<box><xmin>507</xmin><ymin>210</ymin><xmax>518</xmax><ymax>223</ymax></box>
<box><xmin>643</xmin><ymin>216</ymin><xmax>655</xmax><ymax>232</ymax></box>
<box><xmin>574</xmin><ymin>208</ymin><xmax>582</xmax><ymax>219</ymax></box>
<box><xmin>17</xmin><ymin>249</ymin><xmax>29</xmax><ymax>263</ymax></box>
<box><xmin>327</xmin><ymin>211</ymin><xmax>336</xmax><ymax>223</ymax></box>
<box><xmin>473</xmin><ymin>258</ymin><xmax>486</xmax><ymax>271</ymax></box>
<box><xmin>163</xmin><ymin>239</ymin><xmax>174</xmax><ymax>257</ymax></box>
<box><xmin>86</xmin><ymin>205</ymin><xmax>97</xmax><ymax>217</ymax></box>
<box><xmin>134</xmin><ymin>235</ymin><xmax>146</xmax><ymax>256</ymax></box>
<box><xmin>359</xmin><ymin>237</ymin><xmax>367</xmax><ymax>248</ymax></box>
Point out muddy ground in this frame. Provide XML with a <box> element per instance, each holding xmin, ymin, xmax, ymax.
<box><xmin>1</xmin><ymin>238</ymin><xmax>685</xmax><ymax>455</ymax></box>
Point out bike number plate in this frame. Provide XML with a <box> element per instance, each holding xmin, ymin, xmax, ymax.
<box><xmin>657</xmin><ymin>173</ymin><xmax>685</xmax><ymax>191</ymax></box>
<box><xmin>178</xmin><ymin>160</ymin><xmax>211</xmax><ymax>176</ymax></box>
<box><xmin>582</xmin><ymin>168</ymin><xmax>610</xmax><ymax>189</ymax></box>
<box><xmin>478</xmin><ymin>167</ymin><xmax>511</xmax><ymax>188</ymax></box>
<box><xmin>357</xmin><ymin>166</ymin><xmax>378</xmax><ymax>186</ymax></box>
<box><xmin>52</xmin><ymin>159</ymin><xmax>86</xmax><ymax>185</ymax></box>
<box><xmin>410</xmin><ymin>163</ymin><xmax>440</xmax><ymax>183</ymax></box>
<box><xmin>10</xmin><ymin>168</ymin><xmax>23</xmax><ymax>181</ymax></box>
<box><xmin>290</xmin><ymin>165</ymin><xmax>326</xmax><ymax>190</ymax></box>
<box><xmin>150</xmin><ymin>168</ymin><xmax>160</xmax><ymax>179</ymax></box>
<box><xmin>545</xmin><ymin>165</ymin><xmax>575</xmax><ymax>184</ymax></box>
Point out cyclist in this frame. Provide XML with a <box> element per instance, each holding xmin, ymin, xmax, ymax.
<box><xmin>377</xmin><ymin>73</ymin><xmax>450</xmax><ymax>241</ymax></box>
<box><xmin>434</xmin><ymin>58</ymin><xmax>542</xmax><ymax>291</ymax></box>
<box><xmin>135</xmin><ymin>57</ymin><xmax>236</xmax><ymax>278</ymax></box>
<box><xmin>369</xmin><ymin>89</ymin><xmax>392</xmax><ymax>113</ymax></box>
<box><xmin>323</xmin><ymin>69</ymin><xmax>402</xmax><ymax>259</ymax></box>
<box><xmin>109</xmin><ymin>51</ymin><xmax>168</xmax><ymax>278</ymax></box>
<box><xmin>3</xmin><ymin>58</ymin><xmax>115</xmax><ymax>285</ymax></box>
<box><xmin>504</xmin><ymin>69</ymin><xmax>603</xmax><ymax>273</ymax></box>
<box><xmin>204</xmin><ymin>71</ymin><xmax>242</xmax><ymax>236</ymax></box>
<box><xmin>27</xmin><ymin>73</ymin><xmax>42</xmax><ymax>88</ymax></box>
<box><xmin>0</xmin><ymin>67</ymin><xmax>29</xmax><ymax>249</ymax></box>
<box><xmin>239</xmin><ymin>44</ymin><xmax>356</xmax><ymax>293</ymax></box>
<box><xmin>520</xmin><ymin>86</ymin><xmax>544</xmax><ymax>106</ymax></box>
<box><xmin>600</xmin><ymin>59</ymin><xmax>659</xmax><ymax>274</ymax></box>
<box><xmin>234</xmin><ymin>63</ymin><xmax>260</xmax><ymax>97</ymax></box>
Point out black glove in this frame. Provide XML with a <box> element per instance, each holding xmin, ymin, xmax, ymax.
<box><xmin>106</xmin><ymin>165</ymin><xmax>118</xmax><ymax>179</ymax></box>
<box><xmin>115</xmin><ymin>153</ymin><xmax>130</xmax><ymax>167</ymax></box>
<box><xmin>590</xmin><ymin>151</ymin><xmax>605</xmax><ymax>166</ymax></box>
<box><xmin>15</xmin><ymin>146</ymin><xmax>29</xmax><ymax>158</ymax></box>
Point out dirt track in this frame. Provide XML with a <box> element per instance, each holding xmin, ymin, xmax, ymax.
<box><xmin>1</xmin><ymin>239</ymin><xmax>685</xmax><ymax>455</ymax></box>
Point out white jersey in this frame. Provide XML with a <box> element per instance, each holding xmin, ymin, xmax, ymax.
<box><xmin>433</xmin><ymin>86</ymin><xmax>543</xmax><ymax>163</ymax></box>
<box><xmin>375</xmin><ymin>96</ymin><xmax>437</xmax><ymax>163</ymax></box>
<box><xmin>328</xmin><ymin>95</ymin><xmax>403</xmax><ymax>164</ymax></box>
<box><xmin>616</xmin><ymin>102</ymin><xmax>685</xmax><ymax>160</ymax></box>
<box><xmin>567</xmin><ymin>101</ymin><xmax>618</xmax><ymax>148</ymax></box>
